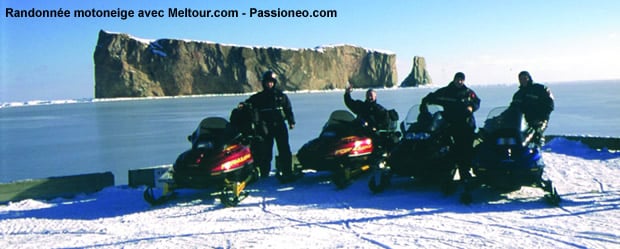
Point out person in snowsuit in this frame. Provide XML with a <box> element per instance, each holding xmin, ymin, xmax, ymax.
<box><xmin>507</xmin><ymin>71</ymin><xmax>554</xmax><ymax>146</ymax></box>
<box><xmin>242</xmin><ymin>70</ymin><xmax>297</xmax><ymax>182</ymax></box>
<box><xmin>420</xmin><ymin>72</ymin><xmax>481</xmax><ymax>182</ymax></box>
<box><xmin>344</xmin><ymin>85</ymin><xmax>399</xmax><ymax>156</ymax></box>
<box><xmin>344</xmin><ymin>86</ymin><xmax>390</xmax><ymax>132</ymax></box>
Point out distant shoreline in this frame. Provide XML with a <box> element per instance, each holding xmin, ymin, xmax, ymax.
<box><xmin>2</xmin><ymin>79</ymin><xmax>618</xmax><ymax>109</ymax></box>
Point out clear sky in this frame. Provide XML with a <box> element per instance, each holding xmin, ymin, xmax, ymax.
<box><xmin>1</xmin><ymin>0</ymin><xmax>619</xmax><ymax>102</ymax></box>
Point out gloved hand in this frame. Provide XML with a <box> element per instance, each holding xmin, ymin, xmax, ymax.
<box><xmin>531</xmin><ymin>120</ymin><xmax>548</xmax><ymax>133</ymax></box>
<box><xmin>345</xmin><ymin>85</ymin><xmax>353</xmax><ymax>93</ymax></box>
<box><xmin>529</xmin><ymin>120</ymin><xmax>548</xmax><ymax>147</ymax></box>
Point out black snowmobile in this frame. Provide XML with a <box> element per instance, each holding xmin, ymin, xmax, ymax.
<box><xmin>460</xmin><ymin>106</ymin><xmax>560</xmax><ymax>205</ymax></box>
<box><xmin>296</xmin><ymin>109</ymin><xmax>400</xmax><ymax>188</ymax></box>
<box><xmin>143</xmin><ymin>114</ymin><xmax>259</xmax><ymax>207</ymax></box>
<box><xmin>368</xmin><ymin>104</ymin><xmax>457</xmax><ymax>193</ymax></box>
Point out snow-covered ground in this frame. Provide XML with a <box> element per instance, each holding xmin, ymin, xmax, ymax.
<box><xmin>1</xmin><ymin>138</ymin><xmax>619</xmax><ymax>249</ymax></box>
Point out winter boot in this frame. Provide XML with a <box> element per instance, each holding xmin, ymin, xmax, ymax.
<box><xmin>259</xmin><ymin>164</ymin><xmax>271</xmax><ymax>178</ymax></box>
<box><xmin>275</xmin><ymin>155</ymin><xmax>302</xmax><ymax>183</ymax></box>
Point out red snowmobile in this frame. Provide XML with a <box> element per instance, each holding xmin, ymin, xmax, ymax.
<box><xmin>143</xmin><ymin>116</ymin><xmax>259</xmax><ymax>207</ymax></box>
<box><xmin>296</xmin><ymin>110</ymin><xmax>399</xmax><ymax>188</ymax></box>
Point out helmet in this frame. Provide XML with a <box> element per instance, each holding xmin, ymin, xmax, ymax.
<box><xmin>454</xmin><ymin>72</ymin><xmax>465</xmax><ymax>81</ymax></box>
<box><xmin>261</xmin><ymin>70</ymin><xmax>278</xmax><ymax>85</ymax></box>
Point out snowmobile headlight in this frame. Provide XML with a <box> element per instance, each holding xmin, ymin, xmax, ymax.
<box><xmin>405</xmin><ymin>133</ymin><xmax>415</xmax><ymax>140</ymax></box>
<box><xmin>196</xmin><ymin>141</ymin><xmax>214</xmax><ymax>149</ymax></box>
<box><xmin>406</xmin><ymin>132</ymin><xmax>430</xmax><ymax>140</ymax></box>
<box><xmin>496</xmin><ymin>137</ymin><xmax>517</xmax><ymax>145</ymax></box>
<box><xmin>416</xmin><ymin>132</ymin><xmax>431</xmax><ymax>140</ymax></box>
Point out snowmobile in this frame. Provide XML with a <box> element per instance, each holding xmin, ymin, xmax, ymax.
<box><xmin>296</xmin><ymin>109</ymin><xmax>399</xmax><ymax>188</ymax></box>
<box><xmin>368</xmin><ymin>104</ymin><xmax>456</xmax><ymax>193</ymax></box>
<box><xmin>460</xmin><ymin>106</ymin><xmax>561</xmax><ymax>205</ymax></box>
<box><xmin>143</xmin><ymin>116</ymin><xmax>259</xmax><ymax>207</ymax></box>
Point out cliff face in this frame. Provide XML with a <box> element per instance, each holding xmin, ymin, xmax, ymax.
<box><xmin>93</xmin><ymin>30</ymin><xmax>398</xmax><ymax>98</ymax></box>
<box><xmin>400</xmin><ymin>56</ymin><xmax>432</xmax><ymax>87</ymax></box>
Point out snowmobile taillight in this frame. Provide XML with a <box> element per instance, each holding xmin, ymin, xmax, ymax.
<box><xmin>350</xmin><ymin>138</ymin><xmax>373</xmax><ymax>157</ymax></box>
<box><xmin>333</xmin><ymin>136</ymin><xmax>372</xmax><ymax>157</ymax></box>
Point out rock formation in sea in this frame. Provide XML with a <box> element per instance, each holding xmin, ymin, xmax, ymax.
<box><xmin>400</xmin><ymin>56</ymin><xmax>432</xmax><ymax>87</ymax></box>
<box><xmin>94</xmin><ymin>30</ymin><xmax>400</xmax><ymax>98</ymax></box>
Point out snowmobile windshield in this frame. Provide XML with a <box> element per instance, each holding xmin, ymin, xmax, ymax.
<box><xmin>192</xmin><ymin>117</ymin><xmax>239</xmax><ymax>149</ymax></box>
<box><xmin>325</xmin><ymin>110</ymin><xmax>356</xmax><ymax>126</ymax></box>
<box><xmin>483</xmin><ymin>106</ymin><xmax>528</xmax><ymax>134</ymax></box>
<box><xmin>321</xmin><ymin>110</ymin><xmax>357</xmax><ymax>137</ymax></box>
<box><xmin>403</xmin><ymin>104</ymin><xmax>444</xmax><ymax>133</ymax></box>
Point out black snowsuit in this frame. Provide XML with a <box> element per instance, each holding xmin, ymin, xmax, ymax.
<box><xmin>344</xmin><ymin>91</ymin><xmax>389</xmax><ymax>131</ymax></box>
<box><xmin>508</xmin><ymin>82</ymin><xmax>554</xmax><ymax>144</ymax></box>
<box><xmin>343</xmin><ymin>90</ymin><xmax>396</xmax><ymax>156</ymax></box>
<box><xmin>245</xmin><ymin>88</ymin><xmax>295</xmax><ymax>177</ymax></box>
<box><xmin>421</xmin><ymin>82</ymin><xmax>481</xmax><ymax>179</ymax></box>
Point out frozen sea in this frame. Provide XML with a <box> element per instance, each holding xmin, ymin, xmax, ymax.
<box><xmin>1</xmin><ymin>80</ymin><xmax>619</xmax><ymax>185</ymax></box>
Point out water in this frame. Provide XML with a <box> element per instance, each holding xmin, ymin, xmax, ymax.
<box><xmin>1</xmin><ymin>81</ymin><xmax>618</xmax><ymax>185</ymax></box>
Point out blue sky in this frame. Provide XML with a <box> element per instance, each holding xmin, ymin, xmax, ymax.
<box><xmin>1</xmin><ymin>0</ymin><xmax>619</xmax><ymax>102</ymax></box>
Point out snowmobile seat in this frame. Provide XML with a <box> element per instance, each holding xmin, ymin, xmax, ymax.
<box><xmin>198</xmin><ymin>117</ymin><xmax>228</xmax><ymax>131</ymax></box>
<box><xmin>191</xmin><ymin>117</ymin><xmax>240</xmax><ymax>149</ymax></box>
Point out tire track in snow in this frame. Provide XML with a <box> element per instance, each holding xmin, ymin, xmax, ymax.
<box><xmin>450</xmin><ymin>213</ymin><xmax>606</xmax><ymax>248</ymax></box>
<box><xmin>258</xmin><ymin>195</ymin><xmax>401</xmax><ymax>248</ymax></box>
